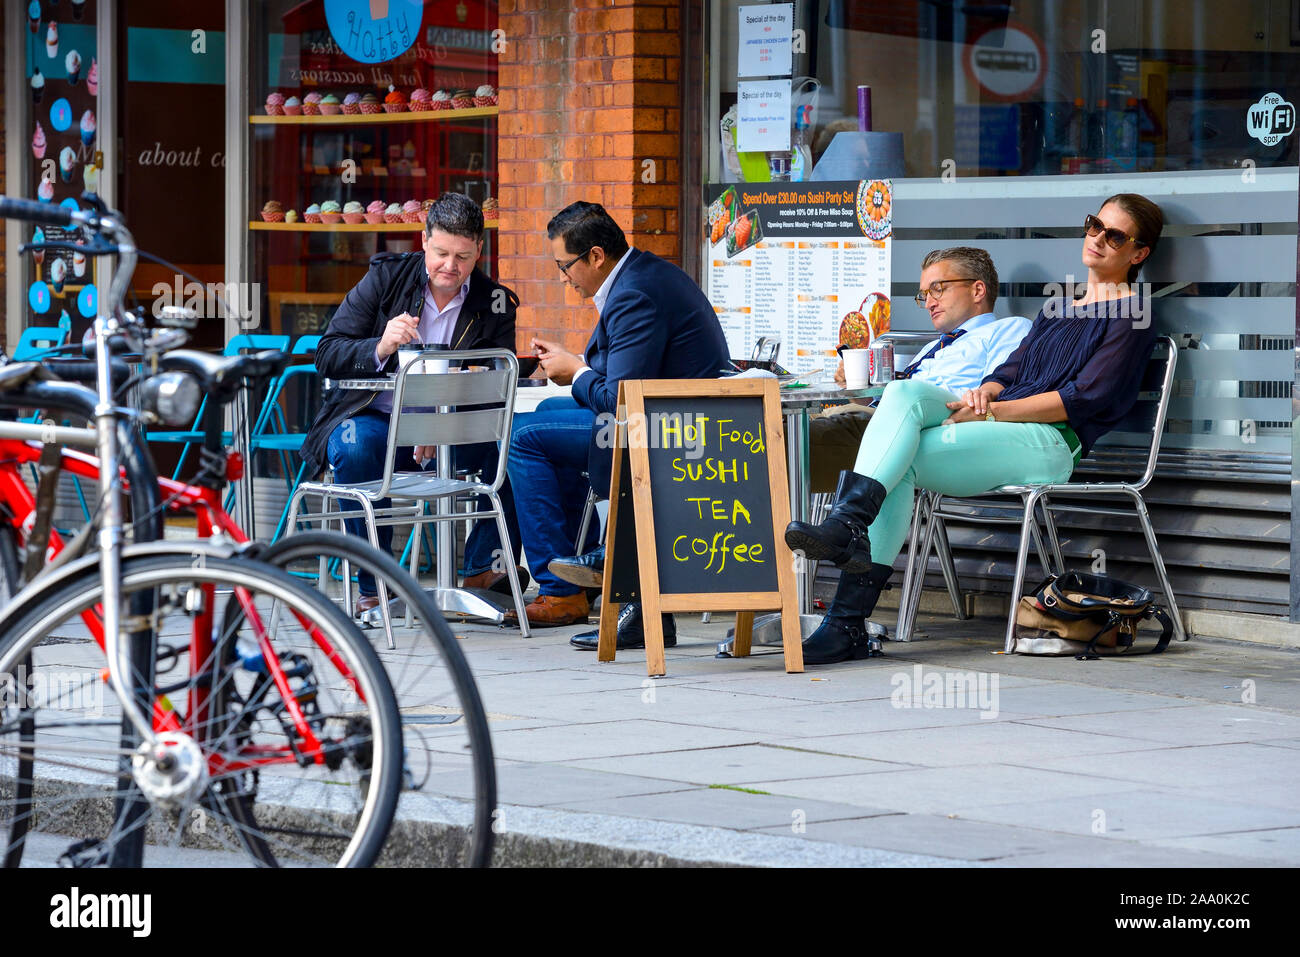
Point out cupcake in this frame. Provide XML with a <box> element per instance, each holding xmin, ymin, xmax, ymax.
<box><xmin>420</xmin><ymin>198</ymin><xmax>435</xmax><ymax>217</ymax></box>
<box><xmin>46</xmin><ymin>21</ymin><xmax>58</xmax><ymax>60</ymax></box>
<box><xmin>360</xmin><ymin>93</ymin><xmax>381</xmax><ymax>114</ymax></box>
<box><xmin>50</xmin><ymin>257</ymin><xmax>66</xmax><ymax>295</ymax></box>
<box><xmin>72</xmin><ymin>0</ymin><xmax>86</xmax><ymax>21</ymax></box>
<box><xmin>384</xmin><ymin>202</ymin><xmax>404</xmax><ymax>224</ymax></box>
<box><xmin>319</xmin><ymin>200</ymin><xmax>343</xmax><ymax>224</ymax></box>
<box><xmin>285</xmin><ymin>209</ymin><xmax>299</xmax><ymax>223</ymax></box>
<box><xmin>32</xmin><ymin>228</ymin><xmax>45</xmax><ymax>267</ymax></box>
<box><xmin>430</xmin><ymin>90</ymin><xmax>452</xmax><ymax>111</ymax></box>
<box><xmin>401</xmin><ymin>199</ymin><xmax>423</xmax><ymax>223</ymax></box>
<box><xmin>303</xmin><ymin>203</ymin><xmax>322</xmax><ymax>224</ymax></box>
<box><xmin>283</xmin><ymin>95</ymin><xmax>302</xmax><ymax>116</ymax></box>
<box><xmin>302</xmin><ymin>91</ymin><xmax>322</xmax><ymax>116</ymax></box>
<box><xmin>73</xmin><ymin>249</ymin><xmax>86</xmax><ymax>277</ymax></box>
<box><xmin>86</xmin><ymin>58</ymin><xmax>98</xmax><ymax>96</ymax></box>
<box><xmin>342</xmin><ymin>92</ymin><xmax>362</xmax><ymax>115</ymax></box>
<box><xmin>28</xmin><ymin>0</ymin><xmax>40</xmax><ymax>33</ymax></box>
<box><xmin>264</xmin><ymin>92</ymin><xmax>285</xmax><ymax>116</ymax></box>
<box><xmin>451</xmin><ymin>89</ymin><xmax>474</xmax><ymax>109</ymax></box>
<box><xmin>260</xmin><ymin>200</ymin><xmax>285</xmax><ymax>223</ymax></box>
<box><xmin>32</xmin><ymin>121</ymin><xmax>47</xmax><ymax>160</ymax></box>
<box><xmin>409</xmin><ymin>88</ymin><xmax>432</xmax><ymax>112</ymax></box>
<box><xmin>79</xmin><ymin>109</ymin><xmax>95</xmax><ymax>146</ymax></box>
<box><xmin>65</xmin><ymin>49</ymin><xmax>81</xmax><ymax>85</ymax></box>
<box><xmin>38</xmin><ymin>179</ymin><xmax>54</xmax><ymax>203</ymax></box>
<box><xmin>481</xmin><ymin>197</ymin><xmax>498</xmax><ymax>216</ymax></box>
<box><xmin>319</xmin><ymin>94</ymin><xmax>342</xmax><ymax>115</ymax></box>
<box><xmin>342</xmin><ymin>200</ymin><xmax>365</xmax><ymax>224</ymax></box>
<box><xmin>365</xmin><ymin>200</ymin><xmax>387</xmax><ymax>224</ymax></box>
<box><xmin>83</xmin><ymin>160</ymin><xmax>100</xmax><ymax>194</ymax></box>
<box><xmin>383</xmin><ymin>87</ymin><xmax>407</xmax><ymax>113</ymax></box>
<box><xmin>59</xmin><ymin>146</ymin><xmax>76</xmax><ymax>183</ymax></box>
<box><xmin>31</xmin><ymin>68</ymin><xmax>45</xmax><ymax>104</ymax></box>
<box><xmin>474</xmin><ymin>84</ymin><xmax>497</xmax><ymax>107</ymax></box>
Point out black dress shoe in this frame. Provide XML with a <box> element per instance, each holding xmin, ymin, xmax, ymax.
<box><xmin>549</xmin><ymin>545</ymin><xmax>606</xmax><ymax>589</ymax></box>
<box><xmin>570</xmin><ymin>601</ymin><xmax>677</xmax><ymax>650</ymax></box>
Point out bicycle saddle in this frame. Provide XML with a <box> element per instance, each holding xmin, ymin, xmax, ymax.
<box><xmin>160</xmin><ymin>349</ymin><xmax>291</xmax><ymax>404</ymax></box>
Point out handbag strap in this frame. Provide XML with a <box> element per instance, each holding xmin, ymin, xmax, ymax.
<box><xmin>1075</xmin><ymin>606</ymin><xmax>1174</xmax><ymax>660</ymax></box>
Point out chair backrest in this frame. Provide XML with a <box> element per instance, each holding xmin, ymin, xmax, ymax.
<box><xmin>291</xmin><ymin>335</ymin><xmax>321</xmax><ymax>356</ymax></box>
<box><xmin>13</xmin><ymin>325</ymin><xmax>68</xmax><ymax>361</ymax></box>
<box><xmin>225</xmin><ymin>334</ymin><xmax>291</xmax><ymax>356</ymax></box>
<box><xmin>379</xmin><ymin>348</ymin><xmax>519</xmax><ymax>495</ymax></box>
<box><xmin>1108</xmin><ymin>335</ymin><xmax>1178</xmax><ymax>490</ymax></box>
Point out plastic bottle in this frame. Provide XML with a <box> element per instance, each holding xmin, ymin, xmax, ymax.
<box><xmin>791</xmin><ymin>105</ymin><xmax>813</xmax><ymax>182</ymax></box>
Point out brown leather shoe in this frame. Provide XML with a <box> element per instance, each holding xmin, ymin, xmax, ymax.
<box><xmin>509</xmin><ymin>592</ymin><xmax>590</xmax><ymax>628</ymax></box>
<box><xmin>463</xmin><ymin>566</ymin><xmax>531</xmax><ymax>595</ymax></box>
<box><xmin>355</xmin><ymin>595</ymin><xmax>381</xmax><ymax>617</ymax></box>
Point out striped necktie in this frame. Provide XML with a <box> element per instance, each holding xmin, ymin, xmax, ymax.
<box><xmin>895</xmin><ymin>328</ymin><xmax>967</xmax><ymax>380</ymax></box>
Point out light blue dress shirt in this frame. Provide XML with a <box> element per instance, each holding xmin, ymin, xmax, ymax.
<box><xmin>908</xmin><ymin>311</ymin><xmax>1033</xmax><ymax>396</ymax></box>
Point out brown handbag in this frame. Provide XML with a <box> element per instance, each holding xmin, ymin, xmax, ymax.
<box><xmin>1012</xmin><ymin>572</ymin><xmax>1175</xmax><ymax>659</ymax></box>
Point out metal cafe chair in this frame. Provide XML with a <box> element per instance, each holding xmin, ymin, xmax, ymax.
<box><xmin>286</xmin><ymin>348</ymin><xmax>529</xmax><ymax>639</ymax></box>
<box><xmin>895</xmin><ymin>336</ymin><xmax>1186</xmax><ymax>652</ymax></box>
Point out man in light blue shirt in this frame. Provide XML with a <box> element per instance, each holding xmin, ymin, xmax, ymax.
<box><xmin>811</xmin><ymin>246</ymin><xmax>1031</xmax><ymax>491</ymax></box>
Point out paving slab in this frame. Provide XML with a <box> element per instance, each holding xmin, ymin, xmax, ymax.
<box><xmin>1147</xmin><ymin>827</ymin><xmax>1300</xmax><ymax>864</ymax></box>
<box><xmin>1020</xmin><ymin>742</ymin><xmax>1300</xmax><ymax>790</ymax></box>
<box><xmin>568</xmin><ymin>743</ymin><xmax>906</xmax><ymax>785</ymax></box>
<box><xmin>1019</xmin><ymin>703</ymin><xmax>1300</xmax><ymax>746</ymax></box>
<box><xmin>553</xmin><ymin>786</ymin><xmax>896</xmax><ymax>831</ymax></box>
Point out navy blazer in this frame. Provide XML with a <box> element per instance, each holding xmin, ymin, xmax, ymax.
<box><xmin>571</xmin><ymin>248</ymin><xmax>730</xmax><ymax>493</ymax></box>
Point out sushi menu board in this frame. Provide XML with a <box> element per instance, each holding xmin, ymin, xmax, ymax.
<box><xmin>705</xmin><ymin>180</ymin><xmax>892</xmax><ymax>374</ymax></box>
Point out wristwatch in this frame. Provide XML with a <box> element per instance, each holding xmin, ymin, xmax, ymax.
<box><xmin>984</xmin><ymin>407</ymin><xmax>996</xmax><ymax>422</ymax></box>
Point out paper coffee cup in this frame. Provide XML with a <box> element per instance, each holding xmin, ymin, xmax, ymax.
<box><xmin>842</xmin><ymin>348</ymin><xmax>870</xmax><ymax>389</ymax></box>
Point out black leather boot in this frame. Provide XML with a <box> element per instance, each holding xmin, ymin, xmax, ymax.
<box><xmin>569</xmin><ymin>602</ymin><xmax>677</xmax><ymax>650</ymax></box>
<box><xmin>802</xmin><ymin>564</ymin><xmax>893</xmax><ymax>664</ymax></box>
<box><xmin>784</xmin><ymin>470</ymin><xmax>887</xmax><ymax>574</ymax></box>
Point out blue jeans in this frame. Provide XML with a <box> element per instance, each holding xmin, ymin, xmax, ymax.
<box><xmin>506</xmin><ymin>397</ymin><xmax>601</xmax><ymax>597</ymax></box>
<box><xmin>326</xmin><ymin>411</ymin><xmax>520</xmax><ymax>596</ymax></box>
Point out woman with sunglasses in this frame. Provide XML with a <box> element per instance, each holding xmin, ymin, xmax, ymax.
<box><xmin>785</xmin><ymin>192</ymin><xmax>1163</xmax><ymax>663</ymax></box>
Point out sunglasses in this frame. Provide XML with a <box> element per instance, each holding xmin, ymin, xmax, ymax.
<box><xmin>1084</xmin><ymin>214</ymin><xmax>1146</xmax><ymax>250</ymax></box>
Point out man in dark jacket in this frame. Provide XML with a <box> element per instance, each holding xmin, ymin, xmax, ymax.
<box><xmin>301</xmin><ymin>192</ymin><xmax>522</xmax><ymax>612</ymax></box>
<box><xmin>507</xmin><ymin>201</ymin><xmax>729</xmax><ymax>636</ymax></box>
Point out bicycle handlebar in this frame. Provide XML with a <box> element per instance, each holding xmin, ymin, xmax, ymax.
<box><xmin>0</xmin><ymin>195</ymin><xmax>83</xmax><ymax>228</ymax></box>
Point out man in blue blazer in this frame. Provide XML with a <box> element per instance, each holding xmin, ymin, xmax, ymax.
<box><xmin>508</xmin><ymin>201</ymin><xmax>729</xmax><ymax>636</ymax></box>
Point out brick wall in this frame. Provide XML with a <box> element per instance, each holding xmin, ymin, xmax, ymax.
<box><xmin>497</xmin><ymin>0</ymin><xmax>684</xmax><ymax>352</ymax></box>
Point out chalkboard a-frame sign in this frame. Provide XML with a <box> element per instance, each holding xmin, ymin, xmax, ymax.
<box><xmin>598</xmin><ymin>378</ymin><xmax>803</xmax><ymax>676</ymax></box>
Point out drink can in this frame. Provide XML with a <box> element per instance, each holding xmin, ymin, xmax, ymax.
<box><xmin>869</xmin><ymin>342</ymin><xmax>894</xmax><ymax>384</ymax></box>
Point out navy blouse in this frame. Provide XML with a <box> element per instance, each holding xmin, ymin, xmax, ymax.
<box><xmin>982</xmin><ymin>296</ymin><xmax>1157</xmax><ymax>458</ymax></box>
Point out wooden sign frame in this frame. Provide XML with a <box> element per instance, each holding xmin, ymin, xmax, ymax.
<box><xmin>598</xmin><ymin>378</ymin><xmax>803</xmax><ymax>676</ymax></box>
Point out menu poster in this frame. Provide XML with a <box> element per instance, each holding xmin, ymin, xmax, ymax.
<box><xmin>705</xmin><ymin>180</ymin><xmax>893</xmax><ymax>373</ymax></box>
<box><xmin>736</xmin><ymin>79</ymin><xmax>791</xmax><ymax>152</ymax></box>
<box><xmin>737</xmin><ymin>3</ymin><xmax>794</xmax><ymax>78</ymax></box>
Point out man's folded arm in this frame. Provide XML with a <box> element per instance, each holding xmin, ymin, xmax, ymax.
<box><xmin>571</xmin><ymin>290</ymin><xmax>668</xmax><ymax>415</ymax></box>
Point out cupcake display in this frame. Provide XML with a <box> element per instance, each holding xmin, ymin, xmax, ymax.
<box><xmin>264</xmin><ymin>92</ymin><xmax>285</xmax><ymax>116</ymax></box>
<box><xmin>474</xmin><ymin>84</ymin><xmax>497</xmax><ymax>107</ymax></box>
<box><xmin>319</xmin><ymin>200</ymin><xmax>343</xmax><ymax>224</ymax></box>
<box><xmin>401</xmin><ymin>199</ymin><xmax>423</xmax><ymax>223</ymax></box>
<box><xmin>384</xmin><ymin>203</ymin><xmax>404</xmax><ymax>224</ymax></box>
<box><xmin>430</xmin><ymin>90</ymin><xmax>452</xmax><ymax>111</ymax></box>
<box><xmin>65</xmin><ymin>50</ymin><xmax>81</xmax><ymax>85</ymax></box>
<box><xmin>79</xmin><ymin>109</ymin><xmax>95</xmax><ymax>146</ymax></box>
<box><xmin>409</xmin><ymin>88</ymin><xmax>432</xmax><ymax>112</ymax></box>
<box><xmin>342</xmin><ymin>201</ymin><xmax>365</xmax><ymax>224</ymax></box>
<box><xmin>342</xmin><ymin>92</ymin><xmax>362</xmax><ymax>115</ymax></box>
<box><xmin>46</xmin><ymin>21</ymin><xmax>58</xmax><ymax>60</ymax></box>
<box><xmin>302</xmin><ymin>91</ymin><xmax>322</xmax><ymax>115</ymax></box>
<box><xmin>59</xmin><ymin>146</ymin><xmax>76</xmax><ymax>183</ymax></box>
<box><xmin>365</xmin><ymin>200</ymin><xmax>387</xmax><ymax>224</ymax></box>
<box><xmin>31</xmin><ymin>68</ymin><xmax>45</xmax><ymax>104</ymax></box>
<box><xmin>260</xmin><ymin>200</ymin><xmax>285</xmax><ymax>223</ymax></box>
<box><xmin>360</xmin><ymin>93</ymin><xmax>381</xmax><ymax>114</ymax></box>
<box><xmin>383</xmin><ymin>87</ymin><xmax>407</xmax><ymax>113</ymax></box>
<box><xmin>319</xmin><ymin>94</ymin><xmax>342</xmax><ymax>115</ymax></box>
<box><xmin>32</xmin><ymin>121</ymin><xmax>47</xmax><ymax>160</ymax></box>
<box><xmin>303</xmin><ymin>203</ymin><xmax>322</xmax><ymax>224</ymax></box>
<box><xmin>451</xmin><ymin>89</ymin><xmax>474</xmax><ymax>110</ymax></box>
<box><xmin>283</xmin><ymin>95</ymin><xmax>302</xmax><ymax>116</ymax></box>
<box><xmin>86</xmin><ymin>58</ymin><xmax>98</xmax><ymax>96</ymax></box>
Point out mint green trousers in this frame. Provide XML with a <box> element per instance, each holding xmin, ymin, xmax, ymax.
<box><xmin>851</xmin><ymin>379</ymin><xmax>1076</xmax><ymax>567</ymax></box>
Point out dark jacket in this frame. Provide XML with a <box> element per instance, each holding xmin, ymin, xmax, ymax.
<box><xmin>300</xmin><ymin>251</ymin><xmax>517</xmax><ymax>476</ymax></box>
<box><xmin>572</xmin><ymin>248</ymin><xmax>730</xmax><ymax>493</ymax></box>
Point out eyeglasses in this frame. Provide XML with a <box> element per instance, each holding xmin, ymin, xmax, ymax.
<box><xmin>1084</xmin><ymin>214</ymin><xmax>1146</xmax><ymax>250</ymax></box>
<box><xmin>556</xmin><ymin>248</ymin><xmax>592</xmax><ymax>277</ymax></box>
<box><xmin>913</xmin><ymin>278</ymin><xmax>976</xmax><ymax>307</ymax></box>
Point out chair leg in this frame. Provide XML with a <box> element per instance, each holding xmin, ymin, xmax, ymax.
<box><xmin>1038</xmin><ymin>495</ymin><xmax>1067</xmax><ymax>576</ymax></box>
<box><xmin>353</xmin><ymin>495</ymin><xmax>395</xmax><ymax>651</ymax></box>
<box><xmin>930</xmin><ymin>506</ymin><xmax>966</xmax><ymax>621</ymax></box>
<box><xmin>406</xmin><ymin>508</ymin><xmax>424</xmax><ymax>630</ymax></box>
<box><xmin>575</xmin><ymin>489</ymin><xmax>597</xmax><ymax>554</ymax></box>
<box><xmin>1129</xmin><ymin>488</ymin><xmax>1188</xmax><ymax>642</ymax></box>
<box><xmin>490</xmin><ymin>491</ymin><xmax>531</xmax><ymax>638</ymax></box>
<box><xmin>1004</xmin><ymin>489</ymin><xmax>1045</xmax><ymax>653</ymax></box>
<box><xmin>895</xmin><ymin>490</ymin><xmax>936</xmax><ymax>642</ymax></box>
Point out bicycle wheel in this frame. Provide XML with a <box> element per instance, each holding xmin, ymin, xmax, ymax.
<box><xmin>257</xmin><ymin>531</ymin><xmax>496</xmax><ymax>867</ymax></box>
<box><xmin>0</xmin><ymin>551</ymin><xmax>402</xmax><ymax>867</ymax></box>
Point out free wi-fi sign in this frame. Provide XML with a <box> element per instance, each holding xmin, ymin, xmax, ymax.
<box><xmin>1246</xmin><ymin>92</ymin><xmax>1296</xmax><ymax>147</ymax></box>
